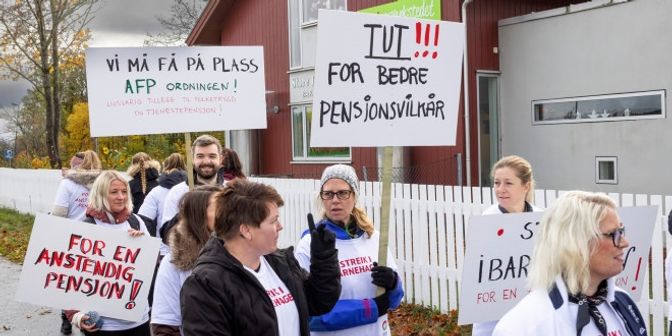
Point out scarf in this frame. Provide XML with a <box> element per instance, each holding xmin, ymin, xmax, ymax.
<box><xmin>85</xmin><ymin>206</ymin><xmax>130</xmax><ymax>224</ymax></box>
<box><xmin>567</xmin><ymin>280</ymin><xmax>609</xmax><ymax>336</ymax></box>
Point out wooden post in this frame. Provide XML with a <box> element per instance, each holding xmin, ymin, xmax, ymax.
<box><xmin>184</xmin><ymin>132</ymin><xmax>194</xmax><ymax>191</ymax></box>
<box><xmin>376</xmin><ymin>146</ymin><xmax>394</xmax><ymax>295</ymax></box>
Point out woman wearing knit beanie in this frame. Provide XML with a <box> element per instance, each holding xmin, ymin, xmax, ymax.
<box><xmin>295</xmin><ymin>164</ymin><xmax>404</xmax><ymax>336</ymax></box>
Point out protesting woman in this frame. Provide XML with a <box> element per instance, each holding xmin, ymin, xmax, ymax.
<box><xmin>493</xmin><ymin>191</ymin><xmax>647</xmax><ymax>336</ymax></box>
<box><xmin>295</xmin><ymin>164</ymin><xmax>404</xmax><ymax>335</ymax></box>
<box><xmin>66</xmin><ymin>170</ymin><xmax>151</xmax><ymax>336</ymax></box>
<box><xmin>180</xmin><ymin>179</ymin><xmax>341</xmax><ymax>335</ymax></box>
<box><xmin>473</xmin><ymin>155</ymin><xmax>543</xmax><ymax>335</ymax></box>
<box><xmin>150</xmin><ymin>185</ymin><xmax>221</xmax><ymax>335</ymax></box>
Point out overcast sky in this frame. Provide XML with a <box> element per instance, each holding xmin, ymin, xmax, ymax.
<box><xmin>0</xmin><ymin>0</ymin><xmax>175</xmax><ymax>111</ymax></box>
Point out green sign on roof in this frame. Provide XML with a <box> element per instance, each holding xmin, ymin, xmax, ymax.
<box><xmin>359</xmin><ymin>0</ymin><xmax>441</xmax><ymax>20</ymax></box>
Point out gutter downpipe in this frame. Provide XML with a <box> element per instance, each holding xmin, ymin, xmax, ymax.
<box><xmin>461</xmin><ymin>0</ymin><xmax>473</xmax><ymax>187</ymax></box>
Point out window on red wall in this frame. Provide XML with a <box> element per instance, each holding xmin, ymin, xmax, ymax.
<box><xmin>292</xmin><ymin>104</ymin><xmax>350</xmax><ymax>161</ymax></box>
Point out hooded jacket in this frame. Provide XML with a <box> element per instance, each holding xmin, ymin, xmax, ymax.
<box><xmin>180</xmin><ymin>236</ymin><xmax>341</xmax><ymax>336</ymax></box>
<box><xmin>128</xmin><ymin>160</ymin><xmax>161</xmax><ymax>213</ymax></box>
<box><xmin>52</xmin><ymin>170</ymin><xmax>101</xmax><ymax>219</ymax></box>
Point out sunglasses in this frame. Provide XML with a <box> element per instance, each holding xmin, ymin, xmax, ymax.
<box><xmin>602</xmin><ymin>226</ymin><xmax>626</xmax><ymax>247</ymax></box>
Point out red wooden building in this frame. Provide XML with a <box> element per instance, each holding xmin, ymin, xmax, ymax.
<box><xmin>187</xmin><ymin>0</ymin><xmax>583</xmax><ymax>186</ymax></box>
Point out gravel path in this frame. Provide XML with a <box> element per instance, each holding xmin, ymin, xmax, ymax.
<box><xmin>0</xmin><ymin>256</ymin><xmax>61</xmax><ymax>335</ymax></box>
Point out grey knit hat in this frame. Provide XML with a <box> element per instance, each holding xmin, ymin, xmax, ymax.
<box><xmin>320</xmin><ymin>164</ymin><xmax>359</xmax><ymax>194</ymax></box>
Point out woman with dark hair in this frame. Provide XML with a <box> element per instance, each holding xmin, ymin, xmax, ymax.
<box><xmin>493</xmin><ymin>191</ymin><xmax>646</xmax><ymax>336</ymax></box>
<box><xmin>180</xmin><ymin>179</ymin><xmax>341</xmax><ymax>335</ymax></box>
<box><xmin>151</xmin><ymin>185</ymin><xmax>221</xmax><ymax>336</ymax></box>
<box><xmin>218</xmin><ymin>148</ymin><xmax>246</xmax><ymax>182</ymax></box>
<box><xmin>66</xmin><ymin>170</ymin><xmax>151</xmax><ymax>336</ymax></box>
<box><xmin>127</xmin><ymin>152</ymin><xmax>161</xmax><ymax>213</ymax></box>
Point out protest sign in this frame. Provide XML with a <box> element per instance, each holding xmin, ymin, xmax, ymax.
<box><xmin>310</xmin><ymin>10</ymin><xmax>464</xmax><ymax>147</ymax></box>
<box><xmin>15</xmin><ymin>214</ymin><xmax>160</xmax><ymax>321</ymax></box>
<box><xmin>85</xmin><ymin>46</ymin><xmax>266</xmax><ymax>137</ymax></box>
<box><xmin>457</xmin><ymin>206</ymin><xmax>657</xmax><ymax>325</ymax></box>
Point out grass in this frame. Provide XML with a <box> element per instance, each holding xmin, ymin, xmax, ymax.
<box><xmin>388</xmin><ymin>303</ymin><xmax>472</xmax><ymax>336</ymax></box>
<box><xmin>0</xmin><ymin>207</ymin><xmax>34</xmax><ymax>263</ymax></box>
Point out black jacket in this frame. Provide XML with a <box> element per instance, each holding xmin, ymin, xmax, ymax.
<box><xmin>180</xmin><ymin>236</ymin><xmax>341</xmax><ymax>336</ymax></box>
<box><xmin>129</xmin><ymin>167</ymin><xmax>160</xmax><ymax>213</ymax></box>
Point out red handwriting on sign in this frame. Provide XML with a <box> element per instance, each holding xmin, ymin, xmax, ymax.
<box><xmin>113</xmin><ymin>246</ymin><xmax>141</xmax><ymax>264</ymax></box>
<box><xmin>415</xmin><ymin>22</ymin><xmax>439</xmax><ymax>59</ymax></box>
<box><xmin>476</xmin><ymin>291</ymin><xmax>496</xmax><ymax>304</ymax></box>
<box><xmin>125</xmin><ymin>279</ymin><xmax>143</xmax><ymax>310</ymax></box>
<box><xmin>43</xmin><ymin>272</ymin><xmax>125</xmax><ymax>299</ymax></box>
<box><xmin>68</xmin><ymin>234</ymin><xmax>106</xmax><ymax>257</ymax></box>
<box><xmin>34</xmin><ymin>248</ymin><xmax>135</xmax><ymax>282</ymax></box>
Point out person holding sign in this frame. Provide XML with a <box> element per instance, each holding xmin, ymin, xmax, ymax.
<box><xmin>294</xmin><ymin>164</ymin><xmax>404</xmax><ymax>336</ymax></box>
<box><xmin>474</xmin><ymin>155</ymin><xmax>543</xmax><ymax>336</ymax></box>
<box><xmin>493</xmin><ymin>191</ymin><xmax>647</xmax><ymax>336</ymax></box>
<box><xmin>66</xmin><ymin>170</ymin><xmax>152</xmax><ymax>335</ymax></box>
<box><xmin>150</xmin><ymin>185</ymin><xmax>221</xmax><ymax>336</ymax></box>
<box><xmin>180</xmin><ymin>179</ymin><xmax>341</xmax><ymax>335</ymax></box>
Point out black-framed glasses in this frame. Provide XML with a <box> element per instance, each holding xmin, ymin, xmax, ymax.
<box><xmin>602</xmin><ymin>226</ymin><xmax>626</xmax><ymax>247</ymax></box>
<box><xmin>320</xmin><ymin>190</ymin><xmax>353</xmax><ymax>200</ymax></box>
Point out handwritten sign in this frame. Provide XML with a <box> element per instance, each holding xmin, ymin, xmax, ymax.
<box><xmin>15</xmin><ymin>214</ymin><xmax>160</xmax><ymax>321</ymax></box>
<box><xmin>457</xmin><ymin>206</ymin><xmax>657</xmax><ymax>325</ymax></box>
<box><xmin>310</xmin><ymin>10</ymin><xmax>464</xmax><ymax>147</ymax></box>
<box><xmin>85</xmin><ymin>46</ymin><xmax>266</xmax><ymax>137</ymax></box>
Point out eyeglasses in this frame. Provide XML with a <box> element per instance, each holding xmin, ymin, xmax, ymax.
<box><xmin>320</xmin><ymin>190</ymin><xmax>353</xmax><ymax>200</ymax></box>
<box><xmin>602</xmin><ymin>226</ymin><xmax>626</xmax><ymax>247</ymax></box>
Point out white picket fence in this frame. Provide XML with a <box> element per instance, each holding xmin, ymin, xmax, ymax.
<box><xmin>0</xmin><ymin>168</ymin><xmax>669</xmax><ymax>334</ymax></box>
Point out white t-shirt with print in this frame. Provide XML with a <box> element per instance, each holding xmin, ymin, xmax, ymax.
<box><xmin>151</xmin><ymin>252</ymin><xmax>191</xmax><ymax>328</ymax></box>
<box><xmin>295</xmin><ymin>230</ymin><xmax>397</xmax><ymax>336</ymax></box>
<box><xmin>53</xmin><ymin>179</ymin><xmax>90</xmax><ymax>220</ymax></box>
<box><xmin>244</xmin><ymin>257</ymin><xmax>300</xmax><ymax>336</ymax></box>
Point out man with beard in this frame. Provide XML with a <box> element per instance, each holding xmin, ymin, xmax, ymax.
<box><xmin>160</xmin><ymin>135</ymin><xmax>224</xmax><ymax>235</ymax></box>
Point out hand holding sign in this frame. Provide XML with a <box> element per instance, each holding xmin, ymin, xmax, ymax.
<box><xmin>308</xmin><ymin>213</ymin><xmax>336</xmax><ymax>255</ymax></box>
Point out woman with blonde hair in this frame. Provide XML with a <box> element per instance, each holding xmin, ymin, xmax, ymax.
<box><xmin>473</xmin><ymin>155</ymin><xmax>544</xmax><ymax>335</ymax></box>
<box><xmin>65</xmin><ymin>170</ymin><xmax>151</xmax><ymax>335</ymax></box>
<box><xmin>493</xmin><ymin>191</ymin><xmax>646</xmax><ymax>336</ymax></box>
<box><xmin>138</xmin><ymin>153</ymin><xmax>187</xmax><ymax>240</ymax></box>
<box><xmin>127</xmin><ymin>152</ymin><xmax>161</xmax><ymax>213</ymax></box>
<box><xmin>295</xmin><ymin>164</ymin><xmax>404</xmax><ymax>335</ymax></box>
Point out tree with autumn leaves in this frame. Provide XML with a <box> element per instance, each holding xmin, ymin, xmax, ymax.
<box><xmin>0</xmin><ymin>0</ymin><xmax>100</xmax><ymax>168</ymax></box>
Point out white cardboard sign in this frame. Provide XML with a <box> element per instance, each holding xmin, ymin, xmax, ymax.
<box><xmin>457</xmin><ymin>206</ymin><xmax>657</xmax><ymax>325</ymax></box>
<box><xmin>85</xmin><ymin>46</ymin><xmax>267</xmax><ymax>137</ymax></box>
<box><xmin>310</xmin><ymin>10</ymin><xmax>464</xmax><ymax>147</ymax></box>
<box><xmin>15</xmin><ymin>214</ymin><xmax>161</xmax><ymax>321</ymax></box>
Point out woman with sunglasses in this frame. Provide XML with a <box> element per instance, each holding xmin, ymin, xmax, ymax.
<box><xmin>295</xmin><ymin>164</ymin><xmax>404</xmax><ymax>335</ymax></box>
<box><xmin>493</xmin><ymin>191</ymin><xmax>647</xmax><ymax>336</ymax></box>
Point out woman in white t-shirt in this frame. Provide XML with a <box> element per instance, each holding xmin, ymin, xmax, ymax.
<box><xmin>150</xmin><ymin>185</ymin><xmax>221</xmax><ymax>336</ymax></box>
<box><xmin>474</xmin><ymin>155</ymin><xmax>542</xmax><ymax>336</ymax></box>
<box><xmin>51</xmin><ymin>150</ymin><xmax>102</xmax><ymax>336</ymax></box>
<box><xmin>52</xmin><ymin>150</ymin><xmax>102</xmax><ymax>221</ymax></box>
<box><xmin>64</xmin><ymin>170</ymin><xmax>151</xmax><ymax>336</ymax></box>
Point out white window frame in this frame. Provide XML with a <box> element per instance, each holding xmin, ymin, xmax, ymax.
<box><xmin>532</xmin><ymin>90</ymin><xmax>666</xmax><ymax>125</ymax></box>
<box><xmin>300</xmin><ymin>0</ymin><xmax>347</xmax><ymax>26</ymax></box>
<box><xmin>595</xmin><ymin>156</ymin><xmax>618</xmax><ymax>185</ymax></box>
<box><xmin>291</xmin><ymin>103</ymin><xmax>351</xmax><ymax>162</ymax></box>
